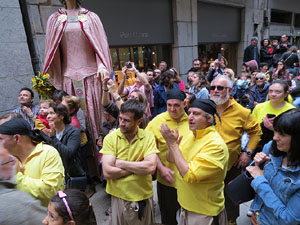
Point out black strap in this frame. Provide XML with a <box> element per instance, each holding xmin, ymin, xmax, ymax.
<box><xmin>137</xmin><ymin>200</ymin><xmax>147</xmax><ymax>221</ymax></box>
<box><xmin>213</xmin><ymin>215</ymin><xmax>219</xmax><ymax>225</ymax></box>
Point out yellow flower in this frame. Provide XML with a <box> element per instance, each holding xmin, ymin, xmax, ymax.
<box><xmin>32</xmin><ymin>77</ymin><xmax>36</xmax><ymax>83</ymax></box>
<box><xmin>39</xmin><ymin>80</ymin><xmax>44</xmax><ymax>85</ymax></box>
<box><xmin>44</xmin><ymin>73</ymin><xmax>50</xmax><ymax>79</ymax></box>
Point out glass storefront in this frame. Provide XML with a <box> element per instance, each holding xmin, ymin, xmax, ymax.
<box><xmin>198</xmin><ymin>43</ymin><xmax>238</xmax><ymax>74</ymax></box>
<box><xmin>110</xmin><ymin>45</ymin><xmax>171</xmax><ymax>71</ymax></box>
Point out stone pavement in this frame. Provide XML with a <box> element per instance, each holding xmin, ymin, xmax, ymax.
<box><xmin>90</xmin><ymin>181</ymin><xmax>252</xmax><ymax>225</ymax></box>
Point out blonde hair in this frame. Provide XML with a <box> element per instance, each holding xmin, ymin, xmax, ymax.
<box><xmin>224</xmin><ymin>68</ymin><xmax>235</xmax><ymax>81</ymax></box>
<box><xmin>131</xmin><ymin>90</ymin><xmax>148</xmax><ymax>114</ymax></box>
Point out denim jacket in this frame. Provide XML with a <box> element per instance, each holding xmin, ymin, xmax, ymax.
<box><xmin>250</xmin><ymin>141</ymin><xmax>300</xmax><ymax>225</ymax></box>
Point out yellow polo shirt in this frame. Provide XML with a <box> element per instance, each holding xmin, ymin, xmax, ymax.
<box><xmin>101</xmin><ymin>128</ymin><xmax>159</xmax><ymax>202</ymax></box>
<box><xmin>177</xmin><ymin>126</ymin><xmax>228</xmax><ymax>216</ymax></box>
<box><xmin>146</xmin><ymin>111</ymin><xmax>190</xmax><ymax>187</ymax></box>
<box><xmin>16</xmin><ymin>142</ymin><xmax>65</xmax><ymax>206</ymax></box>
<box><xmin>215</xmin><ymin>99</ymin><xmax>262</xmax><ymax>170</ymax></box>
<box><xmin>252</xmin><ymin>101</ymin><xmax>295</xmax><ymax>123</ymax></box>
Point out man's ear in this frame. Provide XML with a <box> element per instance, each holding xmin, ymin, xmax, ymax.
<box><xmin>228</xmin><ymin>87</ymin><xmax>233</xmax><ymax>95</ymax></box>
<box><xmin>136</xmin><ymin>118</ymin><xmax>143</xmax><ymax>126</ymax></box>
<box><xmin>31</xmin><ymin>98</ymin><xmax>34</xmax><ymax>104</ymax></box>
<box><xmin>208</xmin><ymin>115</ymin><xmax>213</xmax><ymax>123</ymax></box>
<box><xmin>14</xmin><ymin>134</ymin><xmax>21</xmax><ymax>144</ymax></box>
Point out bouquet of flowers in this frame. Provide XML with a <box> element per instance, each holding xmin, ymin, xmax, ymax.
<box><xmin>32</xmin><ymin>72</ymin><xmax>54</xmax><ymax>100</ymax></box>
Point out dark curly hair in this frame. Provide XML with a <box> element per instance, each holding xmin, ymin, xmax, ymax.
<box><xmin>50</xmin><ymin>189</ymin><xmax>96</xmax><ymax>225</ymax></box>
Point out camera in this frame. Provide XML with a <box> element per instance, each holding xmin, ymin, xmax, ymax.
<box><xmin>125</xmin><ymin>61</ymin><xmax>132</xmax><ymax>69</ymax></box>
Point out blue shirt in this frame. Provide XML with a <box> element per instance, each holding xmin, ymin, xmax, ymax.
<box><xmin>189</xmin><ymin>86</ymin><xmax>209</xmax><ymax>100</ymax></box>
<box><xmin>250</xmin><ymin>141</ymin><xmax>300</xmax><ymax>225</ymax></box>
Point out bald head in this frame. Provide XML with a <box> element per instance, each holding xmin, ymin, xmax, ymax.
<box><xmin>211</xmin><ymin>75</ymin><xmax>233</xmax><ymax>88</ymax></box>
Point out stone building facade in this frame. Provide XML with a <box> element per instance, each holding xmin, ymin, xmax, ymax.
<box><xmin>1</xmin><ymin>0</ymin><xmax>300</xmax><ymax>113</ymax></box>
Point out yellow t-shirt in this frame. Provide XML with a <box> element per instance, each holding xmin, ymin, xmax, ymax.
<box><xmin>100</xmin><ymin>128</ymin><xmax>159</xmax><ymax>202</ymax></box>
<box><xmin>215</xmin><ymin>99</ymin><xmax>262</xmax><ymax>170</ymax></box>
<box><xmin>252</xmin><ymin>101</ymin><xmax>295</xmax><ymax>123</ymax></box>
<box><xmin>146</xmin><ymin>111</ymin><xmax>190</xmax><ymax>187</ymax></box>
<box><xmin>177</xmin><ymin>126</ymin><xmax>228</xmax><ymax>216</ymax></box>
<box><xmin>16</xmin><ymin>143</ymin><xmax>65</xmax><ymax>206</ymax></box>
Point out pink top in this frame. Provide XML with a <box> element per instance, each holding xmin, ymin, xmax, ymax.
<box><xmin>70</xmin><ymin>116</ymin><xmax>81</xmax><ymax>130</ymax></box>
<box><xmin>178</xmin><ymin>80</ymin><xmax>185</xmax><ymax>92</ymax></box>
<box><xmin>61</xmin><ymin>9</ymin><xmax>97</xmax><ymax>81</ymax></box>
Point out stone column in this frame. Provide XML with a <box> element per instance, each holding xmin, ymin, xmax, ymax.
<box><xmin>172</xmin><ymin>0</ymin><xmax>198</xmax><ymax>81</ymax></box>
<box><xmin>0</xmin><ymin>0</ymin><xmax>35</xmax><ymax>113</ymax></box>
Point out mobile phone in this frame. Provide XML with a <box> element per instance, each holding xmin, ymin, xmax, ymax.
<box><xmin>109</xmin><ymin>72</ymin><xmax>116</xmax><ymax>80</ymax></box>
<box><xmin>218</xmin><ymin>53</ymin><xmax>222</xmax><ymax>61</ymax></box>
<box><xmin>266</xmin><ymin>113</ymin><xmax>276</xmax><ymax>118</ymax></box>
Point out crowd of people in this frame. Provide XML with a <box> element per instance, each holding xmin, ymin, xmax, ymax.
<box><xmin>1</xmin><ymin>0</ymin><xmax>300</xmax><ymax>224</ymax></box>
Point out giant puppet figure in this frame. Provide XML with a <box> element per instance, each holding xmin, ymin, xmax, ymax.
<box><xmin>43</xmin><ymin>0</ymin><xmax>112</xmax><ymax>144</ymax></box>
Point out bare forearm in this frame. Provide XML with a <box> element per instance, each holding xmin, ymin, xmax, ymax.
<box><xmin>103</xmin><ymin>166</ymin><xmax>131</xmax><ymax>180</ymax></box>
<box><xmin>117</xmin><ymin>160</ymin><xmax>156</xmax><ymax>175</ymax></box>
<box><xmin>102</xmin><ymin>90</ymin><xmax>110</xmax><ymax>106</ymax></box>
<box><xmin>156</xmin><ymin>157</ymin><xmax>165</xmax><ymax>171</ymax></box>
<box><xmin>168</xmin><ymin>143</ymin><xmax>188</xmax><ymax>177</ymax></box>
<box><xmin>118</xmin><ymin>77</ymin><xmax>126</xmax><ymax>95</ymax></box>
<box><xmin>111</xmin><ymin>92</ymin><xmax>123</xmax><ymax>109</ymax></box>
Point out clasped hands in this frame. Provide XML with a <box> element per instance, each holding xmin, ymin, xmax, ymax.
<box><xmin>246</xmin><ymin>152</ymin><xmax>270</xmax><ymax>178</ymax></box>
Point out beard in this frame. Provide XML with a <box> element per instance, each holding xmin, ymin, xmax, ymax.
<box><xmin>210</xmin><ymin>90</ymin><xmax>230</xmax><ymax>105</ymax></box>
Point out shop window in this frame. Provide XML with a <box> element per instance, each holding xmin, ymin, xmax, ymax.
<box><xmin>295</xmin><ymin>14</ymin><xmax>300</xmax><ymax>28</ymax></box>
<box><xmin>110</xmin><ymin>45</ymin><xmax>171</xmax><ymax>71</ymax></box>
<box><xmin>271</xmin><ymin>9</ymin><xmax>292</xmax><ymax>25</ymax></box>
<box><xmin>198</xmin><ymin>43</ymin><xmax>238</xmax><ymax>75</ymax></box>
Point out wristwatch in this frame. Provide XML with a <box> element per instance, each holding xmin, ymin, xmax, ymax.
<box><xmin>241</xmin><ymin>148</ymin><xmax>252</xmax><ymax>157</ymax></box>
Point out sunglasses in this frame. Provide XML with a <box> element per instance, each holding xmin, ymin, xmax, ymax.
<box><xmin>255</xmin><ymin>77</ymin><xmax>264</xmax><ymax>80</ymax></box>
<box><xmin>210</xmin><ymin>85</ymin><xmax>228</xmax><ymax>91</ymax></box>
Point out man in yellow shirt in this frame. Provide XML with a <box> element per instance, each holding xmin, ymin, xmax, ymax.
<box><xmin>146</xmin><ymin>88</ymin><xmax>190</xmax><ymax>225</ymax></box>
<box><xmin>0</xmin><ymin>118</ymin><xmax>65</xmax><ymax>206</ymax></box>
<box><xmin>161</xmin><ymin>99</ymin><xmax>229</xmax><ymax>225</ymax></box>
<box><xmin>210</xmin><ymin>75</ymin><xmax>262</xmax><ymax>225</ymax></box>
<box><xmin>101</xmin><ymin>100</ymin><xmax>159</xmax><ymax>225</ymax></box>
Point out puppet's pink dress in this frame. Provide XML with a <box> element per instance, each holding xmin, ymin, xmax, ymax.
<box><xmin>43</xmin><ymin>8</ymin><xmax>112</xmax><ymax>145</ymax></box>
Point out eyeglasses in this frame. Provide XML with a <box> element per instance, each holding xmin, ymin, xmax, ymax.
<box><xmin>255</xmin><ymin>77</ymin><xmax>264</xmax><ymax>80</ymax></box>
<box><xmin>210</xmin><ymin>85</ymin><xmax>228</xmax><ymax>91</ymax></box>
<box><xmin>0</xmin><ymin>159</ymin><xmax>15</xmax><ymax>166</ymax></box>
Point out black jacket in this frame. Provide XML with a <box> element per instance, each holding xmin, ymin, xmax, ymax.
<box><xmin>244</xmin><ymin>45</ymin><xmax>260</xmax><ymax>64</ymax></box>
<box><xmin>40</xmin><ymin>125</ymin><xmax>84</xmax><ymax>178</ymax></box>
<box><xmin>260</xmin><ymin>47</ymin><xmax>273</xmax><ymax>67</ymax></box>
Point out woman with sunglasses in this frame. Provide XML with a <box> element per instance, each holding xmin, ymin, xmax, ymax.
<box><xmin>248</xmin><ymin>73</ymin><xmax>269</xmax><ymax>111</ymax></box>
<box><xmin>252</xmin><ymin>80</ymin><xmax>295</xmax><ymax>151</ymax></box>
<box><xmin>43</xmin><ymin>189</ymin><xmax>97</xmax><ymax>225</ymax></box>
<box><xmin>246</xmin><ymin>109</ymin><xmax>300</xmax><ymax>225</ymax></box>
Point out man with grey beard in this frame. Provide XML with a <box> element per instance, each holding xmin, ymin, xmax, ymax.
<box><xmin>210</xmin><ymin>75</ymin><xmax>262</xmax><ymax>225</ymax></box>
